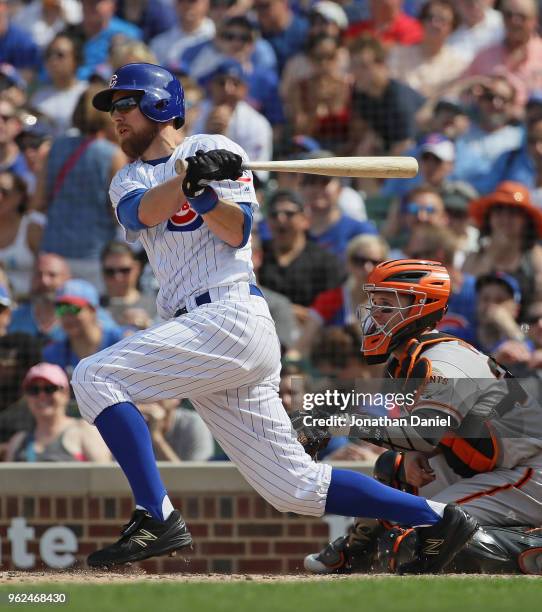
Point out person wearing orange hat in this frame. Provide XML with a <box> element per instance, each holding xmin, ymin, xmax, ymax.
<box><xmin>4</xmin><ymin>362</ymin><xmax>111</xmax><ymax>462</ymax></box>
<box><xmin>464</xmin><ymin>181</ymin><xmax>542</xmax><ymax>315</ymax></box>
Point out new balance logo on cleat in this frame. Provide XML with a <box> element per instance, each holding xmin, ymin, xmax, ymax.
<box><xmin>130</xmin><ymin>529</ymin><xmax>158</xmax><ymax>548</ymax></box>
<box><xmin>422</xmin><ymin>539</ymin><xmax>444</xmax><ymax>555</ymax></box>
<box><xmin>87</xmin><ymin>509</ymin><xmax>192</xmax><ymax>568</ymax></box>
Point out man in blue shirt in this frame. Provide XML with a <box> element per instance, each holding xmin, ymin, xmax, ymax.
<box><xmin>43</xmin><ymin>279</ymin><xmax>125</xmax><ymax>378</ymax></box>
<box><xmin>253</xmin><ymin>0</ymin><xmax>308</xmax><ymax>73</ymax></box>
<box><xmin>301</xmin><ymin>174</ymin><xmax>377</xmax><ymax>260</ymax></box>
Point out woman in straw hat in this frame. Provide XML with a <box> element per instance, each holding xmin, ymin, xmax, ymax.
<box><xmin>464</xmin><ymin>181</ymin><xmax>542</xmax><ymax>313</ymax></box>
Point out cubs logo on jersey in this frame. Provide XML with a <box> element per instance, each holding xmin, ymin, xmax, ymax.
<box><xmin>167</xmin><ymin>200</ymin><xmax>204</xmax><ymax>232</ymax></box>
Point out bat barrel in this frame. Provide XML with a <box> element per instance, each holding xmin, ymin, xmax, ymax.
<box><xmin>245</xmin><ymin>156</ymin><xmax>419</xmax><ymax>179</ymax></box>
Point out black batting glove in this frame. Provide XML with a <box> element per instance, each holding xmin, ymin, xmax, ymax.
<box><xmin>182</xmin><ymin>149</ymin><xmax>243</xmax><ymax>198</ymax></box>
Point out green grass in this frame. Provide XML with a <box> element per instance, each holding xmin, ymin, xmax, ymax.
<box><xmin>1</xmin><ymin>577</ymin><xmax>541</xmax><ymax>612</ymax></box>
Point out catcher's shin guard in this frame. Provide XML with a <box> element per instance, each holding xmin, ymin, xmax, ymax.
<box><xmin>304</xmin><ymin>518</ymin><xmax>384</xmax><ymax>574</ymax></box>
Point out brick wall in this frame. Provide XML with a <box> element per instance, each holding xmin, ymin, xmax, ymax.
<box><xmin>0</xmin><ymin>463</ymin><xmax>371</xmax><ymax>573</ymax></box>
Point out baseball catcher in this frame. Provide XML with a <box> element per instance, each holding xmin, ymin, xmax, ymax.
<box><xmin>297</xmin><ymin>259</ymin><xmax>542</xmax><ymax>575</ymax></box>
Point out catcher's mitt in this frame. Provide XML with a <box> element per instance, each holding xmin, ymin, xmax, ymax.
<box><xmin>290</xmin><ymin>410</ymin><xmax>331</xmax><ymax>459</ymax></box>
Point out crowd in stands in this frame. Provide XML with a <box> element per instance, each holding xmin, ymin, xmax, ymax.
<box><xmin>1</xmin><ymin>0</ymin><xmax>542</xmax><ymax>464</ymax></box>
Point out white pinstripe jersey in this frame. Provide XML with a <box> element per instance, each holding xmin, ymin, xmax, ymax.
<box><xmin>109</xmin><ymin>134</ymin><xmax>259</xmax><ymax>320</ymax></box>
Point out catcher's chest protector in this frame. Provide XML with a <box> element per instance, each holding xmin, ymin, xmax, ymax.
<box><xmin>387</xmin><ymin>333</ymin><xmax>523</xmax><ymax>477</ymax></box>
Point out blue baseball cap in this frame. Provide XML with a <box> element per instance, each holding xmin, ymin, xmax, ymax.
<box><xmin>56</xmin><ymin>279</ymin><xmax>99</xmax><ymax>309</ymax></box>
<box><xmin>475</xmin><ymin>272</ymin><xmax>522</xmax><ymax>304</ymax></box>
<box><xmin>0</xmin><ymin>284</ymin><xmax>12</xmax><ymax>308</ymax></box>
<box><xmin>206</xmin><ymin>59</ymin><xmax>248</xmax><ymax>84</ymax></box>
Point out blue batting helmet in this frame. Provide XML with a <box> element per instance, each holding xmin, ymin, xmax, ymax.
<box><xmin>92</xmin><ymin>63</ymin><xmax>185</xmax><ymax>129</ymax></box>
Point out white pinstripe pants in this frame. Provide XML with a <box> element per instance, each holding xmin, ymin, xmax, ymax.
<box><xmin>71</xmin><ymin>294</ymin><xmax>331</xmax><ymax>516</ymax></box>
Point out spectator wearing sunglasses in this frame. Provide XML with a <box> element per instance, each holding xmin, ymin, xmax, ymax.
<box><xmin>286</xmin><ymin>234</ymin><xmax>389</xmax><ymax>360</ymax></box>
<box><xmin>42</xmin><ymin>279</ymin><xmax>124</xmax><ymax>378</ymax></box>
<box><xmin>150</xmin><ymin>0</ymin><xmax>215</xmax><ymax>67</ymax></box>
<box><xmin>181</xmin><ymin>16</ymin><xmax>283</xmax><ymax>126</ymax></box>
<box><xmin>450</xmin><ymin>74</ymin><xmax>524</xmax><ymax>194</ymax></box>
<box><xmin>460</xmin><ymin>0</ymin><xmax>542</xmax><ymax>108</ymax></box>
<box><xmin>258</xmin><ymin>189</ymin><xmax>343</xmax><ymax>323</ymax></box>
<box><xmin>4</xmin><ymin>362</ymin><xmax>111</xmax><ymax>462</ymax></box>
<box><xmin>30</xmin><ymin>34</ymin><xmax>88</xmax><ymax>136</ymax></box>
<box><xmin>100</xmin><ymin>241</ymin><xmax>156</xmax><ymax>329</ymax></box>
<box><xmin>387</xmin><ymin>184</ymin><xmax>450</xmax><ymax>256</ymax></box>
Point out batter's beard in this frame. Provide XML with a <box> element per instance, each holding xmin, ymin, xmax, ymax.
<box><xmin>120</xmin><ymin>123</ymin><xmax>161</xmax><ymax>159</ymax></box>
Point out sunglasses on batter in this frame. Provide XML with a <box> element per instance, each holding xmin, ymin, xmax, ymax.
<box><xmin>109</xmin><ymin>96</ymin><xmax>140</xmax><ymax>116</ymax></box>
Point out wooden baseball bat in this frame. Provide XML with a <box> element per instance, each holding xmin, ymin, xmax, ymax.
<box><xmin>175</xmin><ymin>156</ymin><xmax>418</xmax><ymax>179</ymax></box>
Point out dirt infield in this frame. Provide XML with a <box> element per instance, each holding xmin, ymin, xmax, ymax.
<box><xmin>1</xmin><ymin>570</ymin><xmax>538</xmax><ymax>584</ymax></box>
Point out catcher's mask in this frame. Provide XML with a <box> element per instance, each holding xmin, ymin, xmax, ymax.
<box><xmin>358</xmin><ymin>259</ymin><xmax>450</xmax><ymax>364</ymax></box>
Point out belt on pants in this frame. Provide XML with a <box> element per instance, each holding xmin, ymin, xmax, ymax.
<box><xmin>174</xmin><ymin>284</ymin><xmax>264</xmax><ymax>317</ymax></box>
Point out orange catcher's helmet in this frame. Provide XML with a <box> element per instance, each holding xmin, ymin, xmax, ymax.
<box><xmin>359</xmin><ymin>259</ymin><xmax>451</xmax><ymax>363</ymax></box>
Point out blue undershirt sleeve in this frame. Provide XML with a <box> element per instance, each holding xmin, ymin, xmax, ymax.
<box><xmin>237</xmin><ymin>202</ymin><xmax>254</xmax><ymax>248</ymax></box>
<box><xmin>117</xmin><ymin>188</ymin><xmax>149</xmax><ymax>231</ymax></box>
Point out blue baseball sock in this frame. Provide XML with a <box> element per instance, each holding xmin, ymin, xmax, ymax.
<box><xmin>95</xmin><ymin>402</ymin><xmax>170</xmax><ymax>521</ymax></box>
<box><xmin>325</xmin><ymin>468</ymin><xmax>443</xmax><ymax>526</ymax></box>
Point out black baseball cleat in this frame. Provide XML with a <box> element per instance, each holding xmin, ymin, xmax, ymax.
<box><xmin>398</xmin><ymin>504</ymin><xmax>478</xmax><ymax>575</ymax></box>
<box><xmin>87</xmin><ymin>509</ymin><xmax>193</xmax><ymax>568</ymax></box>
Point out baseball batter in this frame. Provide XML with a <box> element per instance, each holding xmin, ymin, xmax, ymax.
<box><xmin>71</xmin><ymin>63</ymin><xmax>476</xmax><ymax>572</ymax></box>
